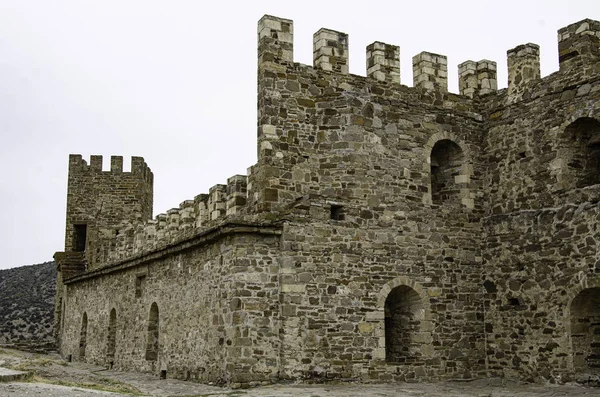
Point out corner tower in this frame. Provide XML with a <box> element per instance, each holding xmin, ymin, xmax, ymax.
<box><xmin>60</xmin><ymin>154</ymin><xmax>153</xmax><ymax>269</ymax></box>
<box><xmin>54</xmin><ymin>154</ymin><xmax>153</xmax><ymax>347</ymax></box>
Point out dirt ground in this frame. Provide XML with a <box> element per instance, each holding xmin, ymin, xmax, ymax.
<box><xmin>0</xmin><ymin>348</ymin><xmax>599</xmax><ymax>397</ymax></box>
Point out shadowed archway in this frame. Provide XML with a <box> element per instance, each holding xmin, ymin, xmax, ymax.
<box><xmin>430</xmin><ymin>139</ymin><xmax>466</xmax><ymax>205</ymax></box>
<box><xmin>571</xmin><ymin>287</ymin><xmax>600</xmax><ymax>373</ymax></box>
<box><xmin>558</xmin><ymin>117</ymin><xmax>600</xmax><ymax>189</ymax></box>
<box><xmin>107</xmin><ymin>308</ymin><xmax>117</xmax><ymax>365</ymax></box>
<box><xmin>79</xmin><ymin>312</ymin><xmax>88</xmax><ymax>358</ymax></box>
<box><xmin>384</xmin><ymin>285</ymin><xmax>426</xmax><ymax>363</ymax></box>
<box><xmin>145</xmin><ymin>303</ymin><xmax>159</xmax><ymax>361</ymax></box>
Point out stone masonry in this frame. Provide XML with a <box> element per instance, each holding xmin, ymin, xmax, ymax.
<box><xmin>53</xmin><ymin>16</ymin><xmax>600</xmax><ymax>388</ymax></box>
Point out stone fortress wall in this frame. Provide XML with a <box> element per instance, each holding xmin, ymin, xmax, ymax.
<box><xmin>481</xmin><ymin>19</ymin><xmax>600</xmax><ymax>381</ymax></box>
<box><xmin>54</xmin><ymin>16</ymin><xmax>600</xmax><ymax>388</ymax></box>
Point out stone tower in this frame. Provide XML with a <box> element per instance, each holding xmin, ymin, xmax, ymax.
<box><xmin>59</xmin><ymin>154</ymin><xmax>153</xmax><ymax>270</ymax></box>
<box><xmin>54</xmin><ymin>154</ymin><xmax>153</xmax><ymax>346</ymax></box>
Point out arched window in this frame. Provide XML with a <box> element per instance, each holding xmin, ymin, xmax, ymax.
<box><xmin>145</xmin><ymin>302</ymin><xmax>159</xmax><ymax>361</ymax></box>
<box><xmin>79</xmin><ymin>312</ymin><xmax>88</xmax><ymax>358</ymax></box>
<box><xmin>560</xmin><ymin>118</ymin><xmax>600</xmax><ymax>189</ymax></box>
<box><xmin>107</xmin><ymin>308</ymin><xmax>117</xmax><ymax>365</ymax></box>
<box><xmin>571</xmin><ymin>288</ymin><xmax>600</xmax><ymax>373</ymax></box>
<box><xmin>384</xmin><ymin>286</ymin><xmax>425</xmax><ymax>363</ymax></box>
<box><xmin>430</xmin><ymin>139</ymin><xmax>465</xmax><ymax>205</ymax></box>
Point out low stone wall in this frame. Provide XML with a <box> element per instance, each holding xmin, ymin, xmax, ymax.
<box><xmin>60</xmin><ymin>228</ymin><xmax>282</xmax><ymax>388</ymax></box>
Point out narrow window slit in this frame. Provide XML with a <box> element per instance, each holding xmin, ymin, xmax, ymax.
<box><xmin>330</xmin><ymin>205</ymin><xmax>345</xmax><ymax>221</ymax></box>
<box><xmin>135</xmin><ymin>275</ymin><xmax>146</xmax><ymax>298</ymax></box>
<box><xmin>73</xmin><ymin>224</ymin><xmax>87</xmax><ymax>252</ymax></box>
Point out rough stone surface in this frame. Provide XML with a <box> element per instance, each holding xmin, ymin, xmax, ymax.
<box><xmin>0</xmin><ymin>262</ymin><xmax>56</xmax><ymax>353</ymax></box>
<box><xmin>1</xmin><ymin>349</ymin><xmax>599</xmax><ymax>397</ymax></box>
<box><xmin>53</xmin><ymin>15</ymin><xmax>600</xmax><ymax>389</ymax></box>
<box><xmin>0</xmin><ymin>368</ymin><xmax>29</xmax><ymax>383</ymax></box>
<box><xmin>3</xmin><ymin>378</ymin><xmax>600</xmax><ymax>397</ymax></box>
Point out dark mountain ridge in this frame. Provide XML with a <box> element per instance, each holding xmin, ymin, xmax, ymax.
<box><xmin>0</xmin><ymin>261</ymin><xmax>56</xmax><ymax>352</ymax></box>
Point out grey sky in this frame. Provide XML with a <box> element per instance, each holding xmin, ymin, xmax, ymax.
<box><xmin>0</xmin><ymin>0</ymin><xmax>598</xmax><ymax>269</ymax></box>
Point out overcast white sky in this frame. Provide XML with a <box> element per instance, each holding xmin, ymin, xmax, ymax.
<box><xmin>0</xmin><ymin>0</ymin><xmax>598</xmax><ymax>269</ymax></box>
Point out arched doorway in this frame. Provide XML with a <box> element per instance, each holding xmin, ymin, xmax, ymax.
<box><xmin>106</xmin><ymin>308</ymin><xmax>117</xmax><ymax>365</ymax></box>
<box><xmin>145</xmin><ymin>303</ymin><xmax>159</xmax><ymax>361</ymax></box>
<box><xmin>430</xmin><ymin>139</ymin><xmax>465</xmax><ymax>205</ymax></box>
<box><xmin>79</xmin><ymin>312</ymin><xmax>88</xmax><ymax>358</ymax></box>
<box><xmin>384</xmin><ymin>285</ymin><xmax>425</xmax><ymax>363</ymax></box>
<box><xmin>571</xmin><ymin>288</ymin><xmax>600</xmax><ymax>373</ymax></box>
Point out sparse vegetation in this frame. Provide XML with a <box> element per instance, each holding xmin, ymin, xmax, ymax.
<box><xmin>2</xmin><ymin>350</ymin><xmax>141</xmax><ymax>394</ymax></box>
<box><xmin>0</xmin><ymin>262</ymin><xmax>56</xmax><ymax>350</ymax></box>
<box><xmin>25</xmin><ymin>375</ymin><xmax>145</xmax><ymax>395</ymax></box>
<box><xmin>176</xmin><ymin>392</ymin><xmax>247</xmax><ymax>397</ymax></box>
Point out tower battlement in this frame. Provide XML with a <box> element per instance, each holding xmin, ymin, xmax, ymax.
<box><xmin>68</xmin><ymin>154</ymin><xmax>153</xmax><ymax>183</ymax></box>
<box><xmin>558</xmin><ymin>18</ymin><xmax>600</xmax><ymax>73</ymax></box>
<box><xmin>57</xmin><ymin>154</ymin><xmax>154</xmax><ymax>270</ymax></box>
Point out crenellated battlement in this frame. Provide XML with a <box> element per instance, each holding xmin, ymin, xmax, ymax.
<box><xmin>458</xmin><ymin>60</ymin><xmax>498</xmax><ymax>98</ymax></box>
<box><xmin>258</xmin><ymin>15</ymin><xmax>600</xmax><ymax>100</ymax></box>
<box><xmin>101</xmin><ymin>172</ymin><xmax>254</xmax><ymax>265</ymax></box>
<box><xmin>412</xmin><ymin>51</ymin><xmax>448</xmax><ymax>92</ymax></box>
<box><xmin>506</xmin><ymin>43</ymin><xmax>541</xmax><ymax>104</ymax></box>
<box><xmin>366</xmin><ymin>41</ymin><xmax>400</xmax><ymax>84</ymax></box>
<box><xmin>558</xmin><ymin>19</ymin><xmax>600</xmax><ymax>73</ymax></box>
<box><xmin>313</xmin><ymin>28</ymin><xmax>349</xmax><ymax>74</ymax></box>
<box><xmin>68</xmin><ymin>154</ymin><xmax>153</xmax><ymax>183</ymax></box>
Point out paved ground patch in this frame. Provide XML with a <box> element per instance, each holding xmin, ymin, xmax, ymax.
<box><xmin>0</xmin><ymin>348</ymin><xmax>598</xmax><ymax>396</ymax></box>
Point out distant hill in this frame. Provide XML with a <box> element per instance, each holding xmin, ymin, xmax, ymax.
<box><xmin>0</xmin><ymin>261</ymin><xmax>56</xmax><ymax>351</ymax></box>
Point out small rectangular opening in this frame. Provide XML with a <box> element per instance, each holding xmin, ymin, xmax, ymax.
<box><xmin>330</xmin><ymin>205</ymin><xmax>345</xmax><ymax>221</ymax></box>
<box><xmin>73</xmin><ymin>224</ymin><xmax>87</xmax><ymax>252</ymax></box>
<box><xmin>160</xmin><ymin>370</ymin><xmax>167</xmax><ymax>379</ymax></box>
<box><xmin>135</xmin><ymin>275</ymin><xmax>146</xmax><ymax>298</ymax></box>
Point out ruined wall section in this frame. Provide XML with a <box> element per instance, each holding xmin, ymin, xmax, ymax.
<box><xmin>254</xmin><ymin>15</ymin><xmax>489</xmax><ymax>381</ymax></box>
<box><xmin>60</xmin><ymin>231</ymin><xmax>281</xmax><ymax>387</ymax></box>
<box><xmin>482</xmin><ymin>19</ymin><xmax>600</xmax><ymax>382</ymax></box>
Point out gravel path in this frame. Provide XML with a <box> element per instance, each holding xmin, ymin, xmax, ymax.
<box><xmin>2</xmin><ymin>380</ymin><xmax>600</xmax><ymax>397</ymax></box>
<box><xmin>0</xmin><ymin>348</ymin><xmax>599</xmax><ymax>397</ymax></box>
<box><xmin>0</xmin><ymin>382</ymin><xmax>126</xmax><ymax>396</ymax></box>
